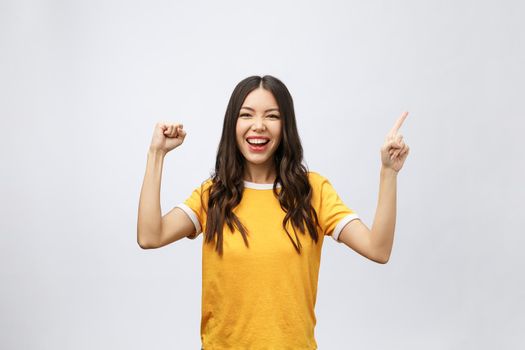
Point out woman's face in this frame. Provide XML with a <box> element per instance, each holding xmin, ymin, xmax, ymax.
<box><xmin>236</xmin><ymin>87</ymin><xmax>283</xmax><ymax>167</ymax></box>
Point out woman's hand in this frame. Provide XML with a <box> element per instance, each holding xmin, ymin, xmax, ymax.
<box><xmin>380</xmin><ymin>111</ymin><xmax>410</xmax><ymax>173</ymax></box>
<box><xmin>149</xmin><ymin>122</ymin><xmax>187</xmax><ymax>154</ymax></box>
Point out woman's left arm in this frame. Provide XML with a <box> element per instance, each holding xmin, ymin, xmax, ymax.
<box><xmin>338</xmin><ymin>111</ymin><xmax>410</xmax><ymax>263</ymax></box>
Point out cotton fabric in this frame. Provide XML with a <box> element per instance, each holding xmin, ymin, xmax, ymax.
<box><xmin>175</xmin><ymin>171</ymin><xmax>359</xmax><ymax>349</ymax></box>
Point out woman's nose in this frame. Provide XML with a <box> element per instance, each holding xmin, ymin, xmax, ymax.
<box><xmin>251</xmin><ymin>117</ymin><xmax>266</xmax><ymax>131</ymax></box>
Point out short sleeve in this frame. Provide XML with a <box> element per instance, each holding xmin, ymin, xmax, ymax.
<box><xmin>174</xmin><ymin>178</ymin><xmax>212</xmax><ymax>240</ymax></box>
<box><xmin>317</xmin><ymin>175</ymin><xmax>360</xmax><ymax>243</ymax></box>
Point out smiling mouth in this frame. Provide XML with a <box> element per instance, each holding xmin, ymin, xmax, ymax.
<box><xmin>246</xmin><ymin>139</ymin><xmax>270</xmax><ymax>146</ymax></box>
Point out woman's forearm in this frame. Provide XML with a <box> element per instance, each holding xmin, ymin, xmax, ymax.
<box><xmin>137</xmin><ymin>149</ymin><xmax>167</xmax><ymax>248</ymax></box>
<box><xmin>370</xmin><ymin>166</ymin><xmax>398</xmax><ymax>262</ymax></box>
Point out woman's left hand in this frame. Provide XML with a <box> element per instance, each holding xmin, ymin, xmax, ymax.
<box><xmin>380</xmin><ymin>111</ymin><xmax>410</xmax><ymax>173</ymax></box>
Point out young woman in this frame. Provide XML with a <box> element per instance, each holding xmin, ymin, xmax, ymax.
<box><xmin>137</xmin><ymin>75</ymin><xmax>410</xmax><ymax>349</ymax></box>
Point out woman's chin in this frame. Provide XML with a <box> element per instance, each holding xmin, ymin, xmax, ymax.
<box><xmin>243</xmin><ymin>152</ymin><xmax>274</xmax><ymax>165</ymax></box>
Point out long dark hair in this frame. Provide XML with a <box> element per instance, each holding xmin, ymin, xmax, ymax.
<box><xmin>201</xmin><ymin>75</ymin><xmax>321</xmax><ymax>256</ymax></box>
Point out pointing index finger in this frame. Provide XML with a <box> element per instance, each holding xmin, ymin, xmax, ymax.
<box><xmin>389</xmin><ymin>111</ymin><xmax>409</xmax><ymax>136</ymax></box>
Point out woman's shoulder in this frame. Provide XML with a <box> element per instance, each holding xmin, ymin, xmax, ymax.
<box><xmin>307</xmin><ymin>170</ymin><xmax>329</xmax><ymax>187</ymax></box>
<box><xmin>307</xmin><ymin>170</ymin><xmax>327</xmax><ymax>180</ymax></box>
<box><xmin>201</xmin><ymin>177</ymin><xmax>214</xmax><ymax>191</ymax></box>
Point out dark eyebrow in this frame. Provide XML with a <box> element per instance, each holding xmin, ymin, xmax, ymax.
<box><xmin>240</xmin><ymin>106</ymin><xmax>280</xmax><ymax>113</ymax></box>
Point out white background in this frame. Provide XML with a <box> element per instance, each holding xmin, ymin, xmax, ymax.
<box><xmin>1</xmin><ymin>0</ymin><xmax>523</xmax><ymax>349</ymax></box>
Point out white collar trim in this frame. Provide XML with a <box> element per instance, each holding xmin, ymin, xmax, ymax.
<box><xmin>243</xmin><ymin>180</ymin><xmax>281</xmax><ymax>190</ymax></box>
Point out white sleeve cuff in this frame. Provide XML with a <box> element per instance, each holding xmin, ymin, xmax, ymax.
<box><xmin>331</xmin><ymin>213</ymin><xmax>360</xmax><ymax>243</ymax></box>
<box><xmin>175</xmin><ymin>203</ymin><xmax>202</xmax><ymax>239</ymax></box>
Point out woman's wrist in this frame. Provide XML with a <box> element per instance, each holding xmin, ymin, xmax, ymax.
<box><xmin>148</xmin><ymin>148</ymin><xmax>167</xmax><ymax>158</ymax></box>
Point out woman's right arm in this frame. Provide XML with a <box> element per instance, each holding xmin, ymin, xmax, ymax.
<box><xmin>137</xmin><ymin>123</ymin><xmax>195</xmax><ymax>249</ymax></box>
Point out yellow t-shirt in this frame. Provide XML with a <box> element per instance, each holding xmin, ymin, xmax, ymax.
<box><xmin>175</xmin><ymin>171</ymin><xmax>359</xmax><ymax>350</ymax></box>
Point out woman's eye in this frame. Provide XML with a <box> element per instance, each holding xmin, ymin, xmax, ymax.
<box><xmin>239</xmin><ymin>114</ymin><xmax>279</xmax><ymax>119</ymax></box>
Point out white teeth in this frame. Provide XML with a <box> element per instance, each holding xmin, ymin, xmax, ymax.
<box><xmin>247</xmin><ymin>139</ymin><xmax>269</xmax><ymax>145</ymax></box>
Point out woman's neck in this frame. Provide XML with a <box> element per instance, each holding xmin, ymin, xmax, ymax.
<box><xmin>243</xmin><ymin>165</ymin><xmax>276</xmax><ymax>184</ymax></box>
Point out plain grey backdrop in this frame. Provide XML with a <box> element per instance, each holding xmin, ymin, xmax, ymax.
<box><xmin>1</xmin><ymin>0</ymin><xmax>523</xmax><ymax>349</ymax></box>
